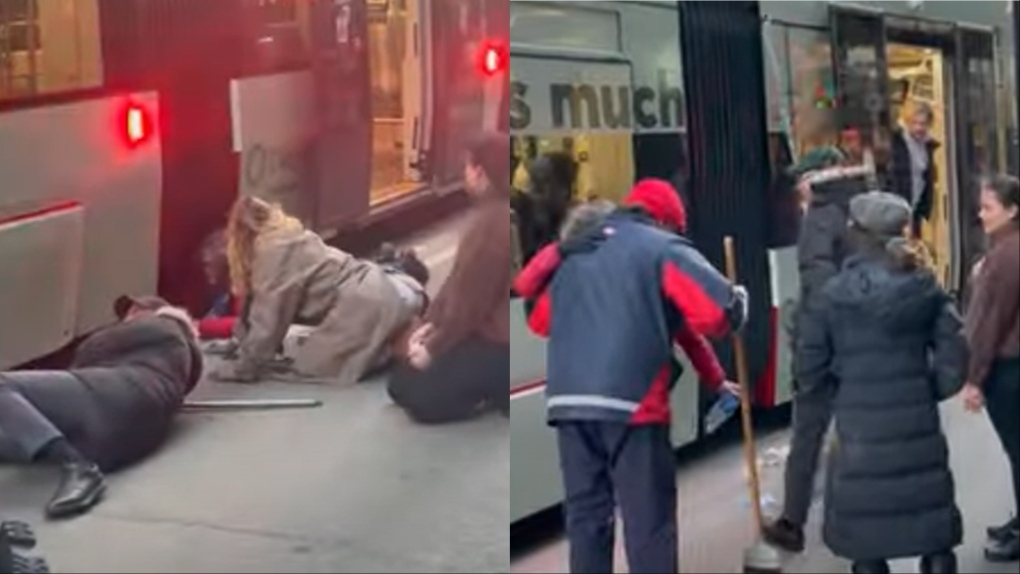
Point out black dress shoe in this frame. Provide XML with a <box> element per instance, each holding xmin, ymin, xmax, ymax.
<box><xmin>988</xmin><ymin>516</ymin><xmax>1019</xmax><ymax>542</ymax></box>
<box><xmin>762</xmin><ymin>517</ymin><xmax>805</xmax><ymax>553</ymax></box>
<box><xmin>985</xmin><ymin>529</ymin><xmax>1019</xmax><ymax>563</ymax></box>
<box><xmin>45</xmin><ymin>462</ymin><xmax>107</xmax><ymax>519</ymax></box>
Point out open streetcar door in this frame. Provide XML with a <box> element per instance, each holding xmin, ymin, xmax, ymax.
<box><xmin>829</xmin><ymin>4</ymin><xmax>891</xmax><ymax>152</ymax></box>
<box><xmin>952</xmin><ymin>25</ymin><xmax>997</xmax><ymax>287</ymax></box>
<box><xmin>309</xmin><ymin>0</ymin><xmax>373</xmax><ymax>229</ymax></box>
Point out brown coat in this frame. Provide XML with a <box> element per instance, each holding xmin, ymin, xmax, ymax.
<box><xmin>424</xmin><ymin>198</ymin><xmax>511</xmax><ymax>354</ymax></box>
<box><xmin>234</xmin><ymin>228</ymin><xmax>415</xmax><ymax>385</ymax></box>
<box><xmin>965</xmin><ymin>224</ymin><xmax>1020</xmax><ymax>386</ymax></box>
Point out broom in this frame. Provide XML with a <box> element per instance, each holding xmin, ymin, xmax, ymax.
<box><xmin>723</xmin><ymin>236</ymin><xmax>783</xmax><ymax>574</ymax></box>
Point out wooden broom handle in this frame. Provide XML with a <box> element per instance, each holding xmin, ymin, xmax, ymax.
<box><xmin>724</xmin><ymin>236</ymin><xmax>765</xmax><ymax>535</ymax></box>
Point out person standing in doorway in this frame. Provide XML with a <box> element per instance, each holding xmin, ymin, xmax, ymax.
<box><xmin>889</xmin><ymin>102</ymin><xmax>940</xmax><ymax>238</ymax></box>
<box><xmin>961</xmin><ymin>175</ymin><xmax>1020</xmax><ymax>564</ymax></box>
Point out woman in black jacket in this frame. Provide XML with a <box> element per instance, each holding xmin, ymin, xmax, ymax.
<box><xmin>798</xmin><ymin>192</ymin><xmax>968</xmax><ymax>574</ymax></box>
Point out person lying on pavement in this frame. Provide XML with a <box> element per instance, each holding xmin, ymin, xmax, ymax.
<box><xmin>0</xmin><ymin>295</ymin><xmax>202</xmax><ymax>520</ymax></box>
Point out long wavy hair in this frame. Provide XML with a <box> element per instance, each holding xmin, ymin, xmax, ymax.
<box><xmin>225</xmin><ymin>196</ymin><xmax>304</xmax><ymax>296</ymax></box>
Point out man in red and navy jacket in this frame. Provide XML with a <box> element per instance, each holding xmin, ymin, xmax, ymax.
<box><xmin>513</xmin><ymin>179</ymin><xmax>748</xmax><ymax>574</ymax></box>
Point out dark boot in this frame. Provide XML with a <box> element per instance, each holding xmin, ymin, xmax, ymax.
<box><xmin>985</xmin><ymin>529</ymin><xmax>1019</xmax><ymax>563</ymax></box>
<box><xmin>988</xmin><ymin>516</ymin><xmax>1019</xmax><ymax>542</ymax></box>
<box><xmin>850</xmin><ymin>560</ymin><xmax>890</xmax><ymax>574</ymax></box>
<box><xmin>45</xmin><ymin>462</ymin><xmax>107</xmax><ymax>520</ymax></box>
<box><xmin>0</xmin><ymin>522</ymin><xmax>35</xmax><ymax>550</ymax></box>
<box><xmin>920</xmin><ymin>551</ymin><xmax>958</xmax><ymax>573</ymax></box>
<box><xmin>761</xmin><ymin>518</ymin><xmax>805</xmax><ymax>553</ymax></box>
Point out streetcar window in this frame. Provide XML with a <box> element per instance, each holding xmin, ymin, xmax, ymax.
<box><xmin>248</xmin><ymin>0</ymin><xmax>311</xmax><ymax>73</ymax></box>
<box><xmin>0</xmin><ymin>0</ymin><xmax>103</xmax><ymax>103</ymax></box>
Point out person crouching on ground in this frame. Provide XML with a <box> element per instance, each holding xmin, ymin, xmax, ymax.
<box><xmin>799</xmin><ymin>192</ymin><xmax>967</xmax><ymax>574</ymax></box>
<box><xmin>387</xmin><ymin>133</ymin><xmax>511</xmax><ymax>424</ymax></box>
<box><xmin>517</xmin><ymin>178</ymin><xmax>748</xmax><ymax>574</ymax></box>
<box><xmin>211</xmin><ymin>197</ymin><xmax>428</xmax><ymax>385</ymax></box>
<box><xmin>0</xmin><ymin>296</ymin><xmax>203</xmax><ymax>519</ymax></box>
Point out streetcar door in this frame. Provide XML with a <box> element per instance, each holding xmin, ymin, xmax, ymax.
<box><xmin>952</xmin><ymin>27</ymin><xmax>997</xmax><ymax>281</ymax></box>
<box><xmin>829</xmin><ymin>5</ymin><xmax>890</xmax><ymax>151</ymax></box>
<box><xmin>309</xmin><ymin>0</ymin><xmax>373</xmax><ymax>229</ymax></box>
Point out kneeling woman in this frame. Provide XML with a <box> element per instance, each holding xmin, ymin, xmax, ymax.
<box><xmin>799</xmin><ymin>192</ymin><xmax>968</xmax><ymax>574</ymax></box>
<box><xmin>388</xmin><ymin>133</ymin><xmax>511</xmax><ymax>424</ymax></box>
<box><xmin>214</xmin><ymin>197</ymin><xmax>428</xmax><ymax>384</ymax></box>
<box><xmin>0</xmin><ymin>296</ymin><xmax>202</xmax><ymax>519</ymax></box>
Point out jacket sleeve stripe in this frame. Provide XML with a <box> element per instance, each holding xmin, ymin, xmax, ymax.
<box><xmin>662</xmin><ymin>260</ymin><xmax>728</xmax><ymax>338</ymax></box>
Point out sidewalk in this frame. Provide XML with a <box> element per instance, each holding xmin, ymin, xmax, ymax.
<box><xmin>512</xmin><ymin>397</ymin><xmax>1016</xmax><ymax>573</ymax></box>
<box><xmin>1</xmin><ymin>209</ymin><xmax>508</xmax><ymax>574</ymax></box>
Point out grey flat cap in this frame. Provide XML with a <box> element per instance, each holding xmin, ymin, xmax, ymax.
<box><xmin>849</xmin><ymin>191</ymin><xmax>913</xmax><ymax>237</ymax></box>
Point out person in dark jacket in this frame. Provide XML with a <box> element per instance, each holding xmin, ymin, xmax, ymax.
<box><xmin>764</xmin><ymin>151</ymin><xmax>873</xmax><ymax>552</ymax></box>
<box><xmin>516</xmin><ymin>194</ymin><xmax>740</xmax><ymax>407</ymax></box>
<box><xmin>889</xmin><ymin>103</ymin><xmax>940</xmax><ymax>238</ymax></box>
<box><xmin>516</xmin><ymin>178</ymin><xmax>748</xmax><ymax>574</ymax></box>
<box><xmin>387</xmin><ymin>133</ymin><xmax>511</xmax><ymax>424</ymax></box>
<box><xmin>961</xmin><ymin>175</ymin><xmax>1020</xmax><ymax>563</ymax></box>
<box><xmin>799</xmin><ymin>192</ymin><xmax>968</xmax><ymax>574</ymax></box>
<box><xmin>511</xmin><ymin>151</ymin><xmax>577</xmax><ymax>263</ymax></box>
<box><xmin>0</xmin><ymin>295</ymin><xmax>203</xmax><ymax>519</ymax></box>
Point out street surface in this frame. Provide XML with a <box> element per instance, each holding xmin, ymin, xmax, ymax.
<box><xmin>2</xmin><ymin>211</ymin><xmax>510</xmax><ymax>573</ymax></box>
<box><xmin>512</xmin><ymin>397</ymin><xmax>1016</xmax><ymax>574</ymax></box>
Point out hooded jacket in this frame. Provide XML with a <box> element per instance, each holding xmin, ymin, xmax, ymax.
<box><xmin>799</xmin><ymin>254</ymin><xmax>967</xmax><ymax>561</ymax></box>
<box><xmin>798</xmin><ymin>165</ymin><xmax>871</xmax><ymax>311</ymax></box>
<box><xmin>514</xmin><ymin>179</ymin><xmax>745</xmax><ymax>425</ymax></box>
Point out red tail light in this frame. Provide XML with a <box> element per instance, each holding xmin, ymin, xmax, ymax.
<box><xmin>125</xmin><ymin>104</ymin><xmax>151</xmax><ymax>147</ymax></box>
<box><xmin>479</xmin><ymin>41</ymin><xmax>507</xmax><ymax>77</ymax></box>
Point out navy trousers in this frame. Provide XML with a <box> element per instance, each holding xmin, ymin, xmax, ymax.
<box><xmin>557</xmin><ymin>421</ymin><xmax>678</xmax><ymax>574</ymax></box>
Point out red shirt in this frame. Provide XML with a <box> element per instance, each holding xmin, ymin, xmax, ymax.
<box><xmin>197</xmin><ymin>295</ymin><xmax>241</xmax><ymax>340</ymax></box>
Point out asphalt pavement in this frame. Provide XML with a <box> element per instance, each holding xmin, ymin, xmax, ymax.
<box><xmin>2</xmin><ymin>210</ymin><xmax>510</xmax><ymax>573</ymax></box>
<box><xmin>511</xmin><ymin>396</ymin><xmax>1017</xmax><ymax>574</ymax></box>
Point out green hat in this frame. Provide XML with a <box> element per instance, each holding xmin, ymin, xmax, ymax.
<box><xmin>789</xmin><ymin>146</ymin><xmax>846</xmax><ymax>180</ymax></box>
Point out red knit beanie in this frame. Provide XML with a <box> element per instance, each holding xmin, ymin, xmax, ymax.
<box><xmin>622</xmin><ymin>178</ymin><xmax>688</xmax><ymax>233</ymax></box>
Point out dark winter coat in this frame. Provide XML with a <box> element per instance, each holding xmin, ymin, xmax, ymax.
<box><xmin>798</xmin><ymin>254</ymin><xmax>968</xmax><ymax>561</ymax></box>
<box><xmin>889</xmin><ymin>130</ymin><xmax>939</xmax><ymax>225</ymax></box>
<box><xmin>798</xmin><ymin>166</ymin><xmax>871</xmax><ymax>311</ymax></box>
<box><xmin>68</xmin><ymin>313</ymin><xmax>204</xmax><ymax>470</ymax></box>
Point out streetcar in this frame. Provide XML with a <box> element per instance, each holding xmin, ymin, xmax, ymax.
<box><xmin>0</xmin><ymin>0</ymin><xmax>505</xmax><ymax>371</ymax></box>
<box><xmin>509</xmin><ymin>0</ymin><xmax>1016</xmax><ymax>525</ymax></box>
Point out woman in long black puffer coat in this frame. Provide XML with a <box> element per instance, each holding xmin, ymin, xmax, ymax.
<box><xmin>797</xmin><ymin>192</ymin><xmax>969</xmax><ymax>574</ymax></box>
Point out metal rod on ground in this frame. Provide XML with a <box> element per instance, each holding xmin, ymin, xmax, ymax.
<box><xmin>182</xmin><ymin>399</ymin><xmax>323</xmax><ymax>412</ymax></box>
<box><xmin>723</xmin><ymin>236</ymin><xmax>783</xmax><ymax>574</ymax></box>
